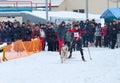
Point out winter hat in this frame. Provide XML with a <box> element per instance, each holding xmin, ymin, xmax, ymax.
<box><xmin>61</xmin><ymin>21</ymin><xmax>65</xmax><ymax>24</ymax></box>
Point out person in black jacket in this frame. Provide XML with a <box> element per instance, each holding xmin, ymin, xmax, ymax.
<box><xmin>2</xmin><ymin>24</ymin><xmax>12</xmax><ymax>44</ymax></box>
<box><xmin>106</xmin><ymin>22</ymin><xmax>113</xmax><ymax>48</ymax></box>
<box><xmin>19</xmin><ymin>23</ymin><xmax>32</xmax><ymax>41</ymax></box>
<box><xmin>111</xmin><ymin>27</ymin><xmax>117</xmax><ymax>49</ymax></box>
<box><xmin>11</xmin><ymin>23</ymin><xmax>21</xmax><ymax>42</ymax></box>
<box><xmin>82</xmin><ymin>19</ymin><xmax>91</xmax><ymax>47</ymax></box>
<box><xmin>19</xmin><ymin>22</ymin><xmax>27</xmax><ymax>41</ymax></box>
<box><xmin>46</xmin><ymin>24</ymin><xmax>56</xmax><ymax>51</ymax></box>
<box><xmin>58</xmin><ymin>21</ymin><xmax>66</xmax><ymax>54</ymax></box>
<box><xmin>25</xmin><ymin>25</ymin><xmax>32</xmax><ymax>41</ymax></box>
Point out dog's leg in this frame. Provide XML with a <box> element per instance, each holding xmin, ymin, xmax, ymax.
<box><xmin>63</xmin><ymin>54</ymin><xmax>66</xmax><ymax>62</ymax></box>
<box><xmin>60</xmin><ymin>49</ymin><xmax>64</xmax><ymax>63</ymax></box>
<box><xmin>61</xmin><ymin>57</ymin><xmax>63</xmax><ymax>63</ymax></box>
<box><xmin>65</xmin><ymin>52</ymin><xmax>68</xmax><ymax>60</ymax></box>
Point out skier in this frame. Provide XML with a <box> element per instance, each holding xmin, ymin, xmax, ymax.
<box><xmin>68</xmin><ymin>24</ymin><xmax>86</xmax><ymax>61</ymax></box>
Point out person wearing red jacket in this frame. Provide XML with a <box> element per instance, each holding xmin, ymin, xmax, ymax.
<box><xmin>102</xmin><ymin>25</ymin><xmax>108</xmax><ymax>47</ymax></box>
<box><xmin>32</xmin><ymin>24</ymin><xmax>40</xmax><ymax>39</ymax></box>
<box><xmin>68</xmin><ymin>24</ymin><xmax>86</xmax><ymax>61</ymax></box>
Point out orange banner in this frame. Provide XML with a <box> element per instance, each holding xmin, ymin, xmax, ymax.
<box><xmin>4</xmin><ymin>38</ymin><xmax>42</xmax><ymax>61</ymax></box>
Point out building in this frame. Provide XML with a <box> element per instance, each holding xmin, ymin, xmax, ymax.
<box><xmin>0</xmin><ymin>0</ymin><xmax>119</xmax><ymax>14</ymax></box>
<box><xmin>52</xmin><ymin>0</ymin><xmax>120</xmax><ymax>14</ymax></box>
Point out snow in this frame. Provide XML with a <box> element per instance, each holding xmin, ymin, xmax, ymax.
<box><xmin>0</xmin><ymin>47</ymin><xmax>120</xmax><ymax>83</ymax></box>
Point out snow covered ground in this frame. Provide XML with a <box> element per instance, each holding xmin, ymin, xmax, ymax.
<box><xmin>0</xmin><ymin>47</ymin><xmax>120</xmax><ymax>83</ymax></box>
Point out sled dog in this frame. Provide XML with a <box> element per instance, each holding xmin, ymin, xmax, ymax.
<box><xmin>60</xmin><ymin>45</ymin><xmax>68</xmax><ymax>63</ymax></box>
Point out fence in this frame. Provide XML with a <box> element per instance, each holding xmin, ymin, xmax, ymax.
<box><xmin>0</xmin><ymin>38</ymin><xmax>42</xmax><ymax>63</ymax></box>
<box><xmin>0</xmin><ymin>1</ymin><xmax>51</xmax><ymax>8</ymax></box>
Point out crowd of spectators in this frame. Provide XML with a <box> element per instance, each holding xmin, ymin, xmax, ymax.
<box><xmin>0</xmin><ymin>19</ymin><xmax>120</xmax><ymax>51</ymax></box>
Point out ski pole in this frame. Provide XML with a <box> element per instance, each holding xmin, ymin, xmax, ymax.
<box><xmin>87</xmin><ymin>46</ymin><xmax>92</xmax><ymax>60</ymax></box>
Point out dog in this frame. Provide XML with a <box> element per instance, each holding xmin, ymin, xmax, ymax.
<box><xmin>60</xmin><ymin>44</ymin><xmax>68</xmax><ymax>63</ymax></box>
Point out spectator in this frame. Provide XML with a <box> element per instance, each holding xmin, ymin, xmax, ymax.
<box><xmin>0</xmin><ymin>24</ymin><xmax>3</xmax><ymax>44</ymax></box>
<box><xmin>107</xmin><ymin>22</ymin><xmax>113</xmax><ymax>48</ymax></box>
<box><xmin>64</xmin><ymin>23</ymin><xmax>72</xmax><ymax>51</ymax></box>
<box><xmin>95</xmin><ymin>23</ymin><xmax>102</xmax><ymax>47</ymax></box>
<box><xmin>19</xmin><ymin>22</ymin><xmax>27</xmax><ymax>41</ymax></box>
<box><xmin>25</xmin><ymin>24</ymin><xmax>32</xmax><ymax>41</ymax></box>
<box><xmin>46</xmin><ymin>24</ymin><xmax>56</xmax><ymax>51</ymax></box>
<box><xmin>2</xmin><ymin>23</ymin><xmax>12</xmax><ymax>44</ymax></box>
<box><xmin>32</xmin><ymin>24</ymin><xmax>40</xmax><ymax>39</ymax></box>
<box><xmin>102</xmin><ymin>24</ymin><xmax>108</xmax><ymax>47</ymax></box>
<box><xmin>40</xmin><ymin>25</ymin><xmax>46</xmax><ymax>50</ymax></box>
<box><xmin>89</xmin><ymin>22</ymin><xmax>96</xmax><ymax>46</ymax></box>
<box><xmin>82</xmin><ymin>19</ymin><xmax>90</xmax><ymax>47</ymax></box>
<box><xmin>11</xmin><ymin>23</ymin><xmax>20</xmax><ymax>42</ymax></box>
<box><xmin>111</xmin><ymin>26</ymin><xmax>117</xmax><ymax>49</ymax></box>
<box><xmin>58</xmin><ymin>21</ymin><xmax>66</xmax><ymax>54</ymax></box>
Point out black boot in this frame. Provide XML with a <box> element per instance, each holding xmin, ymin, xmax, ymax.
<box><xmin>68</xmin><ymin>54</ymin><xmax>72</xmax><ymax>59</ymax></box>
<box><xmin>82</xmin><ymin>56</ymin><xmax>85</xmax><ymax>61</ymax></box>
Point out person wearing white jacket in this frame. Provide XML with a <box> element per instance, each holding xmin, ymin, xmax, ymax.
<box><xmin>95</xmin><ymin>23</ymin><xmax>102</xmax><ymax>47</ymax></box>
<box><xmin>40</xmin><ymin>27</ymin><xmax>46</xmax><ymax>50</ymax></box>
